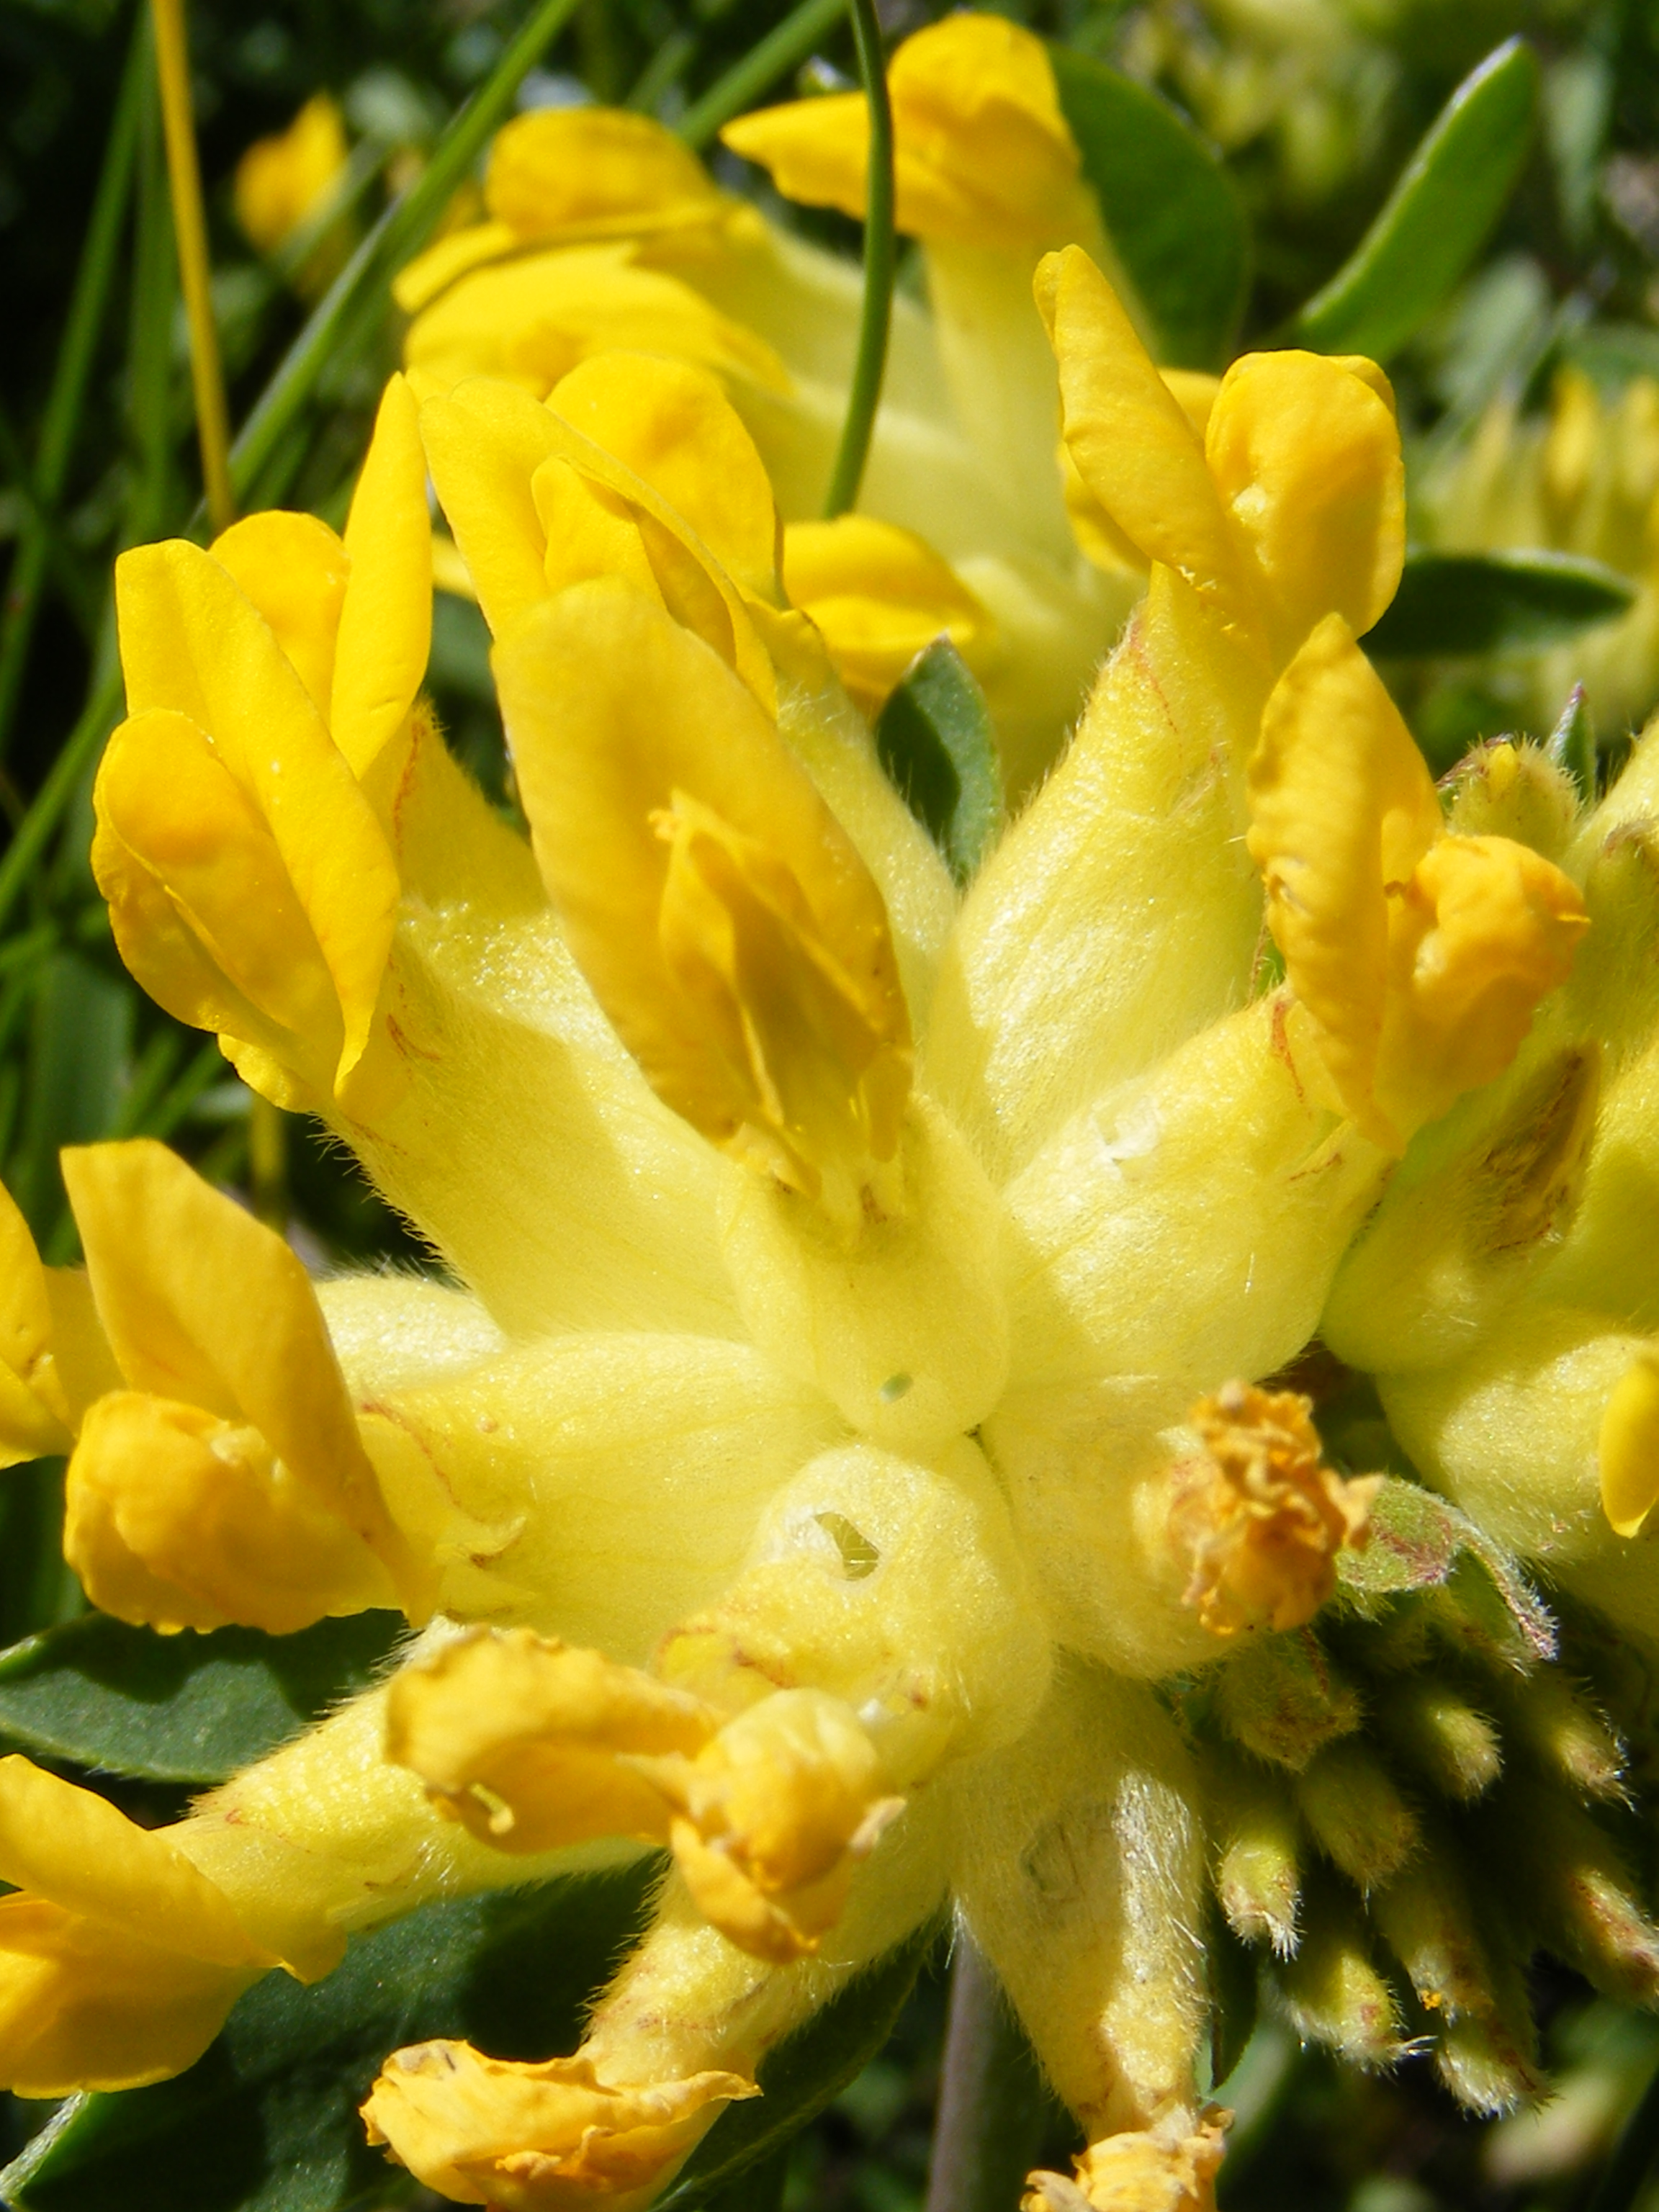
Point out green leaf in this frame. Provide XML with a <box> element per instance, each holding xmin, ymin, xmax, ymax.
<box><xmin>1291</xmin><ymin>38</ymin><xmax>1540</xmax><ymax>364</ymax></box>
<box><xmin>1365</xmin><ymin>550</ymin><xmax>1633</xmax><ymax>660</ymax></box>
<box><xmin>657</xmin><ymin>1915</ymin><xmax>942</xmax><ymax>2209</ymax></box>
<box><xmin>875</xmin><ymin>640</ymin><xmax>1004</xmax><ymax>884</ymax></box>
<box><xmin>0</xmin><ymin>1611</ymin><xmax>403</xmax><ymax>1784</ymax></box>
<box><xmin>1050</xmin><ymin>43</ymin><xmax>1249</xmax><ymax>370</ymax></box>
<box><xmin>0</xmin><ymin>1861</ymin><xmax>657</xmax><ymax>2212</ymax></box>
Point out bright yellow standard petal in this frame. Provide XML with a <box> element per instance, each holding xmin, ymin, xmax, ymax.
<box><xmin>485</xmin><ymin>107</ymin><xmax>727</xmax><ymax>244</ymax></box>
<box><xmin>1205</xmin><ymin>349</ymin><xmax>1404</xmax><ymax>665</ymax></box>
<box><xmin>782</xmin><ymin>515</ymin><xmax>992</xmax><ymax>714</ymax></box>
<box><xmin>1036</xmin><ymin>247</ymin><xmax>1241</xmax><ymax>624</ymax></box>
<box><xmin>493</xmin><ymin>581</ymin><xmax>911</xmax><ymax>1220</ymax></box>
<box><xmin>333</xmin><ymin>373</ymin><xmax>433</xmax><ymax>778</ymax></box>
<box><xmin>724</xmin><ymin>14</ymin><xmax>1087</xmax><ymax>252</ymax></box>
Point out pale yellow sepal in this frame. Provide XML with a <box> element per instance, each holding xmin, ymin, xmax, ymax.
<box><xmin>493</xmin><ymin>581</ymin><xmax>912</xmax><ymax>1228</ymax></box>
<box><xmin>1249</xmin><ymin>615</ymin><xmax>1588</xmax><ymax>1148</ymax></box>
<box><xmin>60</xmin><ymin>1140</ymin><xmax>415</xmax><ymax>1632</ymax></box>
<box><xmin>385</xmin><ymin>1626</ymin><xmax>712</xmax><ymax>1852</ymax></box>
<box><xmin>1600</xmin><ymin>1348</ymin><xmax>1659</xmax><ymax>1537</ymax></box>
<box><xmin>0</xmin><ymin>1755</ymin><xmax>278</xmax><ymax>2097</ymax></box>
<box><xmin>234</xmin><ymin>94</ymin><xmax>347</xmax><ymax>258</ymax></box>
<box><xmin>363</xmin><ymin>2038</ymin><xmax>755</xmax><ymax>2212</ymax></box>
<box><xmin>782</xmin><ymin>515</ymin><xmax>992</xmax><ymax>713</ymax></box>
<box><xmin>1038</xmin><ymin>246</ymin><xmax>1404</xmax><ymax>663</ymax></box>
<box><xmin>724</xmin><ymin>14</ymin><xmax>1090</xmax><ymax>253</ymax></box>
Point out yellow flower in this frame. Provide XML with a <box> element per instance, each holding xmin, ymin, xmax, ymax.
<box><xmin>396</xmin><ymin>21</ymin><xmax>1145</xmax><ymax>797</ymax></box>
<box><xmin>6</xmin><ymin>253</ymin><xmax>1644</xmax><ymax>2211</ymax></box>
<box><xmin>234</xmin><ymin>93</ymin><xmax>351</xmax><ymax>294</ymax></box>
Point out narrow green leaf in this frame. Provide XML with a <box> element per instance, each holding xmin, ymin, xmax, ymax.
<box><xmin>1365</xmin><ymin>550</ymin><xmax>1633</xmax><ymax>660</ymax></box>
<box><xmin>1049</xmin><ymin>43</ymin><xmax>1249</xmax><ymax>370</ymax></box>
<box><xmin>1292</xmin><ymin>38</ymin><xmax>1540</xmax><ymax>364</ymax></box>
<box><xmin>875</xmin><ymin>640</ymin><xmax>1004</xmax><ymax>885</ymax></box>
<box><xmin>0</xmin><ymin>1611</ymin><xmax>403</xmax><ymax>1784</ymax></box>
<box><xmin>657</xmin><ymin>1915</ymin><xmax>940</xmax><ymax>2209</ymax></box>
<box><xmin>0</xmin><ymin>1861</ymin><xmax>656</xmax><ymax>2212</ymax></box>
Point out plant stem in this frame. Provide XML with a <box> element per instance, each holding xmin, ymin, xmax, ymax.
<box><xmin>228</xmin><ymin>0</ymin><xmax>584</xmax><ymax>508</ymax></box>
<box><xmin>677</xmin><ymin>0</ymin><xmax>845</xmax><ymax>150</ymax></box>
<box><xmin>150</xmin><ymin>0</ymin><xmax>233</xmax><ymax>534</ymax></box>
<box><xmin>821</xmin><ymin>0</ymin><xmax>894</xmax><ymax>519</ymax></box>
<box><xmin>1585</xmin><ymin>2053</ymin><xmax>1659</xmax><ymax>2212</ymax></box>
<box><xmin>0</xmin><ymin>10</ymin><xmax>146</xmax><ymax>762</ymax></box>
<box><xmin>924</xmin><ymin>1933</ymin><xmax>1049</xmax><ymax>2212</ymax></box>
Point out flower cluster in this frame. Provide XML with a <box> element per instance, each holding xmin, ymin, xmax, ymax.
<box><xmin>1</xmin><ymin>23</ymin><xmax>1658</xmax><ymax>2212</ymax></box>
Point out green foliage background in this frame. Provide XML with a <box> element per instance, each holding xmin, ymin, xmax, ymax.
<box><xmin>5</xmin><ymin>0</ymin><xmax>1659</xmax><ymax>2205</ymax></box>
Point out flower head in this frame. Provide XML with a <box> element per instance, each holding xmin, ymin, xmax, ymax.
<box><xmin>8</xmin><ymin>239</ymin><xmax>1654</xmax><ymax>2212</ymax></box>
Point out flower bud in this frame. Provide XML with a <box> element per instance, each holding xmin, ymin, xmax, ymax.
<box><xmin>1295</xmin><ymin>1742</ymin><xmax>1421</xmax><ymax>1892</ymax></box>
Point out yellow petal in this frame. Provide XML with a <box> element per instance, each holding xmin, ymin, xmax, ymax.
<box><xmin>650</xmin><ymin>1689</ymin><xmax>901</xmax><ymax>1963</ymax></box>
<box><xmin>1601</xmin><ymin>1347</ymin><xmax>1659</xmax><ymax>1537</ymax></box>
<box><xmin>1205</xmin><ymin>349</ymin><xmax>1404</xmax><ymax>665</ymax></box>
<box><xmin>1379</xmin><ymin>832</ymin><xmax>1590</xmax><ymax>1141</ymax></box>
<box><xmin>1035</xmin><ymin>248</ymin><xmax>1244</xmax><ymax>629</ymax></box>
<box><xmin>485</xmin><ymin>107</ymin><xmax>727</xmax><ymax>243</ymax></box>
<box><xmin>1026</xmin><ymin>2117</ymin><xmax>1228</xmax><ymax>2212</ymax></box>
<box><xmin>384</xmin><ymin>1627</ymin><xmax>711</xmax><ymax>1852</ymax></box>
<box><xmin>782</xmin><ymin>516</ymin><xmax>991</xmax><ymax>714</ymax></box>
<box><xmin>725</xmin><ymin>14</ymin><xmax>1087</xmax><ymax>251</ymax></box>
<box><xmin>209</xmin><ymin>510</ymin><xmax>348</xmax><ymax>719</ymax></box>
<box><xmin>548</xmin><ymin>351</ymin><xmax>782</xmax><ymax>607</ymax></box>
<box><xmin>233</xmin><ymin>93</ymin><xmax>347</xmax><ymax>256</ymax></box>
<box><xmin>364</xmin><ymin>2039</ymin><xmax>755</xmax><ymax>2212</ymax></box>
<box><xmin>0</xmin><ymin>1179</ymin><xmax>72</xmax><ymax>1465</ymax></box>
<box><xmin>112</xmin><ymin>543</ymin><xmax>401</xmax><ymax>1099</ymax></box>
<box><xmin>94</xmin><ymin>707</ymin><xmax>349</xmax><ymax>1092</ymax></box>
<box><xmin>61</xmin><ymin>1141</ymin><xmax>410</xmax><ymax>1595</ymax></box>
<box><xmin>333</xmin><ymin>374</ymin><xmax>433</xmax><ymax>778</ymax></box>
<box><xmin>493</xmin><ymin>583</ymin><xmax>912</xmax><ymax>1220</ymax></box>
<box><xmin>1247</xmin><ymin>614</ymin><xmax>1447</xmax><ymax>1144</ymax></box>
<box><xmin>403</xmin><ymin>246</ymin><xmax>789</xmax><ymax>407</ymax></box>
<box><xmin>0</xmin><ymin>1756</ymin><xmax>269</xmax><ymax>1965</ymax></box>
<box><xmin>0</xmin><ymin>1899</ymin><xmax>256</xmax><ymax>2097</ymax></box>
<box><xmin>66</xmin><ymin>1391</ymin><xmax>398</xmax><ymax>1635</ymax></box>
<box><xmin>418</xmin><ymin>380</ymin><xmax>564</xmax><ymax>639</ymax></box>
